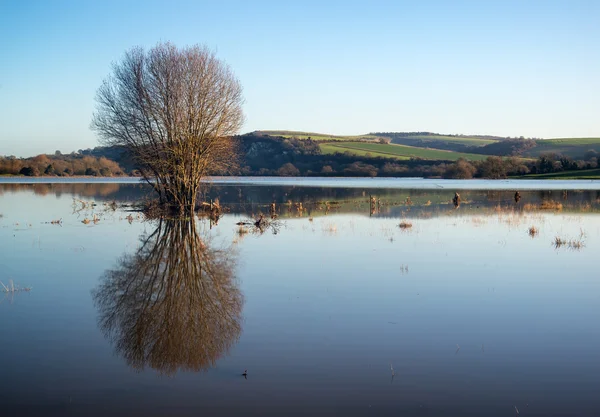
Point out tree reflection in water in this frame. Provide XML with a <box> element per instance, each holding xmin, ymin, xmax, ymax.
<box><xmin>93</xmin><ymin>219</ymin><xmax>243</xmax><ymax>375</ymax></box>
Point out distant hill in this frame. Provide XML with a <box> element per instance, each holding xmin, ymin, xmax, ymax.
<box><xmin>525</xmin><ymin>138</ymin><xmax>600</xmax><ymax>159</ymax></box>
<box><xmin>257</xmin><ymin>130</ymin><xmax>534</xmax><ymax>160</ymax></box>
<box><xmin>254</xmin><ymin>130</ymin><xmax>386</xmax><ymax>142</ymax></box>
<box><xmin>373</xmin><ymin>132</ymin><xmax>504</xmax><ymax>148</ymax></box>
<box><xmin>79</xmin><ymin>145</ymin><xmax>138</xmax><ymax>172</ymax></box>
<box><xmin>2</xmin><ymin>130</ymin><xmax>599</xmax><ymax>179</ymax></box>
<box><xmin>320</xmin><ymin>141</ymin><xmax>491</xmax><ymax>161</ymax></box>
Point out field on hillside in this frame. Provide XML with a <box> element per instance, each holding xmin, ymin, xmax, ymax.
<box><xmin>525</xmin><ymin>138</ymin><xmax>600</xmax><ymax>158</ymax></box>
<box><xmin>258</xmin><ymin>130</ymin><xmax>600</xmax><ymax>161</ymax></box>
<box><xmin>520</xmin><ymin>168</ymin><xmax>600</xmax><ymax>180</ymax></box>
<box><xmin>386</xmin><ymin>134</ymin><xmax>498</xmax><ymax>146</ymax></box>
<box><xmin>320</xmin><ymin>143</ymin><xmax>410</xmax><ymax>160</ymax></box>
<box><xmin>260</xmin><ymin>130</ymin><xmax>498</xmax><ymax>146</ymax></box>
<box><xmin>320</xmin><ymin>142</ymin><xmax>491</xmax><ymax>161</ymax></box>
<box><xmin>257</xmin><ymin>130</ymin><xmax>383</xmax><ymax>142</ymax></box>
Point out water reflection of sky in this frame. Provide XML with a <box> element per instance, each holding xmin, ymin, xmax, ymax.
<box><xmin>0</xmin><ymin>182</ymin><xmax>599</xmax><ymax>416</ymax></box>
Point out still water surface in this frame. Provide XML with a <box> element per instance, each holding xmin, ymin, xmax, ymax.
<box><xmin>0</xmin><ymin>179</ymin><xmax>599</xmax><ymax>416</ymax></box>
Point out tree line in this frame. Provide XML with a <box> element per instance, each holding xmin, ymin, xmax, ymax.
<box><xmin>0</xmin><ymin>152</ymin><xmax>128</xmax><ymax>177</ymax></box>
<box><xmin>2</xmin><ymin>135</ymin><xmax>599</xmax><ymax>179</ymax></box>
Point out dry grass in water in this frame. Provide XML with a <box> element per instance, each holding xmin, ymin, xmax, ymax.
<box><xmin>569</xmin><ymin>239</ymin><xmax>585</xmax><ymax>250</ymax></box>
<box><xmin>0</xmin><ymin>280</ymin><xmax>31</xmax><ymax>293</ymax></box>
<box><xmin>380</xmin><ymin>225</ymin><xmax>395</xmax><ymax>239</ymax></box>
<box><xmin>399</xmin><ymin>221</ymin><xmax>413</xmax><ymax>229</ymax></box>
<box><xmin>553</xmin><ymin>236</ymin><xmax>567</xmax><ymax>247</ymax></box>
<box><xmin>540</xmin><ymin>200</ymin><xmax>563</xmax><ymax>211</ymax></box>
<box><xmin>502</xmin><ymin>213</ymin><xmax>524</xmax><ymax>226</ymax></box>
<box><xmin>103</xmin><ymin>200</ymin><xmax>118</xmax><ymax>211</ymax></box>
<box><xmin>471</xmin><ymin>217</ymin><xmax>487</xmax><ymax>227</ymax></box>
<box><xmin>322</xmin><ymin>222</ymin><xmax>338</xmax><ymax>234</ymax></box>
<box><xmin>525</xmin><ymin>200</ymin><xmax>563</xmax><ymax>211</ymax></box>
<box><xmin>236</xmin><ymin>214</ymin><xmax>282</xmax><ymax>235</ymax></box>
<box><xmin>528</xmin><ymin>226</ymin><xmax>539</xmax><ymax>237</ymax></box>
<box><xmin>554</xmin><ymin>236</ymin><xmax>585</xmax><ymax>250</ymax></box>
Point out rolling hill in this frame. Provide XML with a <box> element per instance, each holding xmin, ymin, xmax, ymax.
<box><xmin>372</xmin><ymin>132</ymin><xmax>501</xmax><ymax>148</ymax></box>
<box><xmin>320</xmin><ymin>141</ymin><xmax>491</xmax><ymax>161</ymax></box>
<box><xmin>258</xmin><ymin>130</ymin><xmax>511</xmax><ymax>161</ymax></box>
<box><xmin>258</xmin><ymin>130</ymin><xmax>600</xmax><ymax>161</ymax></box>
<box><xmin>254</xmin><ymin>130</ymin><xmax>385</xmax><ymax>142</ymax></box>
<box><xmin>4</xmin><ymin>130</ymin><xmax>599</xmax><ymax>179</ymax></box>
<box><xmin>524</xmin><ymin>138</ymin><xmax>600</xmax><ymax>158</ymax></box>
<box><xmin>520</xmin><ymin>168</ymin><xmax>600</xmax><ymax>179</ymax></box>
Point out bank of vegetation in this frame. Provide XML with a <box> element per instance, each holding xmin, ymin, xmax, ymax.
<box><xmin>0</xmin><ymin>151</ymin><xmax>130</xmax><ymax>177</ymax></box>
<box><xmin>2</xmin><ymin>132</ymin><xmax>600</xmax><ymax>180</ymax></box>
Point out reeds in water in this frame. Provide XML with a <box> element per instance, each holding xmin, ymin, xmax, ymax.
<box><xmin>398</xmin><ymin>221</ymin><xmax>413</xmax><ymax>229</ymax></box>
<box><xmin>0</xmin><ymin>280</ymin><xmax>31</xmax><ymax>293</ymax></box>
<box><xmin>553</xmin><ymin>236</ymin><xmax>584</xmax><ymax>250</ymax></box>
<box><xmin>528</xmin><ymin>226</ymin><xmax>539</xmax><ymax>237</ymax></box>
<box><xmin>524</xmin><ymin>200</ymin><xmax>563</xmax><ymax>211</ymax></box>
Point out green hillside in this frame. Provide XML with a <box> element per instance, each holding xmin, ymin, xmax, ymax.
<box><xmin>259</xmin><ymin>130</ymin><xmax>500</xmax><ymax>146</ymax></box>
<box><xmin>257</xmin><ymin>130</ymin><xmax>600</xmax><ymax>162</ymax></box>
<box><xmin>525</xmin><ymin>138</ymin><xmax>600</xmax><ymax>158</ymax></box>
<box><xmin>520</xmin><ymin>168</ymin><xmax>600</xmax><ymax>180</ymax></box>
<box><xmin>256</xmin><ymin>130</ymin><xmax>383</xmax><ymax>142</ymax></box>
<box><xmin>380</xmin><ymin>134</ymin><xmax>498</xmax><ymax>147</ymax></box>
<box><xmin>320</xmin><ymin>142</ymin><xmax>490</xmax><ymax>161</ymax></box>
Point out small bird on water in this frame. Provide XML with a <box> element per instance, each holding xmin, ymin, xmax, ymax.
<box><xmin>242</xmin><ymin>369</ymin><xmax>247</xmax><ymax>379</ymax></box>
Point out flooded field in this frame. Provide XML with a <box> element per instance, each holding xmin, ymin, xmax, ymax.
<box><xmin>1</xmin><ymin>180</ymin><xmax>599</xmax><ymax>416</ymax></box>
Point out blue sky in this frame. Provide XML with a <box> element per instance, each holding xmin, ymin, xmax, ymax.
<box><xmin>1</xmin><ymin>0</ymin><xmax>599</xmax><ymax>156</ymax></box>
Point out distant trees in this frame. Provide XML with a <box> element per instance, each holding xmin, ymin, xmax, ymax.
<box><xmin>440</xmin><ymin>156</ymin><xmax>536</xmax><ymax>179</ymax></box>
<box><xmin>85</xmin><ymin>167</ymin><xmax>99</xmax><ymax>176</ymax></box>
<box><xmin>478</xmin><ymin>156</ymin><xmax>508</xmax><ymax>179</ymax></box>
<box><xmin>475</xmin><ymin>139</ymin><xmax>536</xmax><ymax>156</ymax></box>
<box><xmin>381</xmin><ymin>162</ymin><xmax>409</xmax><ymax>176</ymax></box>
<box><xmin>92</xmin><ymin>42</ymin><xmax>244</xmax><ymax>215</ymax></box>
<box><xmin>321</xmin><ymin>165</ymin><xmax>334</xmax><ymax>174</ymax></box>
<box><xmin>277</xmin><ymin>163</ymin><xmax>300</xmax><ymax>176</ymax></box>
<box><xmin>44</xmin><ymin>164</ymin><xmax>56</xmax><ymax>175</ymax></box>
<box><xmin>343</xmin><ymin>162</ymin><xmax>378</xmax><ymax>177</ymax></box>
<box><xmin>19</xmin><ymin>166</ymin><xmax>38</xmax><ymax>176</ymax></box>
<box><xmin>3</xmin><ymin>132</ymin><xmax>598</xmax><ymax>180</ymax></box>
<box><xmin>0</xmin><ymin>153</ymin><xmax>126</xmax><ymax>177</ymax></box>
<box><xmin>535</xmin><ymin>154</ymin><xmax>557</xmax><ymax>174</ymax></box>
<box><xmin>584</xmin><ymin>149</ymin><xmax>598</xmax><ymax>161</ymax></box>
<box><xmin>530</xmin><ymin>152</ymin><xmax>598</xmax><ymax>174</ymax></box>
<box><xmin>442</xmin><ymin>158</ymin><xmax>477</xmax><ymax>179</ymax></box>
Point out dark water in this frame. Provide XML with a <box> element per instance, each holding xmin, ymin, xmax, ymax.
<box><xmin>1</xmin><ymin>180</ymin><xmax>599</xmax><ymax>416</ymax></box>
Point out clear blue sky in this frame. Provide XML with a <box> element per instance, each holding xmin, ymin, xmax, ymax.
<box><xmin>1</xmin><ymin>0</ymin><xmax>599</xmax><ymax>157</ymax></box>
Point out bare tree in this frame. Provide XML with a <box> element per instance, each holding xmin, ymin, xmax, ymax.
<box><xmin>92</xmin><ymin>42</ymin><xmax>244</xmax><ymax>215</ymax></box>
